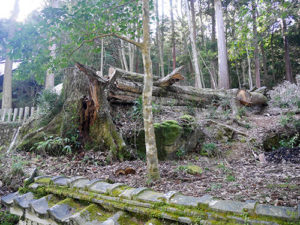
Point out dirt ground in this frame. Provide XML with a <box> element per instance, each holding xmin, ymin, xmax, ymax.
<box><xmin>0</xmin><ymin>109</ymin><xmax>299</xmax><ymax>209</ymax></box>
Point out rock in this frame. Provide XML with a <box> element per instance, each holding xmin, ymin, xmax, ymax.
<box><xmin>180</xmin><ymin>165</ymin><xmax>203</xmax><ymax>175</ymax></box>
<box><xmin>130</xmin><ymin>118</ymin><xmax>204</xmax><ymax>160</ymax></box>
<box><xmin>258</xmin><ymin>153</ymin><xmax>267</xmax><ymax>164</ymax></box>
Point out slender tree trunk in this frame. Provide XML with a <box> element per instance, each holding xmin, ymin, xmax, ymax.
<box><xmin>128</xmin><ymin>43</ymin><xmax>135</xmax><ymax>72</ymax></box>
<box><xmin>198</xmin><ymin>0</ymin><xmax>205</xmax><ymax>47</ymax></box>
<box><xmin>45</xmin><ymin>0</ymin><xmax>60</xmax><ymax>90</ymax></box>
<box><xmin>241</xmin><ymin>59</ymin><xmax>246</xmax><ymax>86</ymax></box>
<box><xmin>155</xmin><ymin>0</ymin><xmax>165</xmax><ymax>77</ymax></box>
<box><xmin>142</xmin><ymin>0</ymin><xmax>160</xmax><ymax>181</ymax></box>
<box><xmin>214</xmin><ymin>0</ymin><xmax>229</xmax><ymax>89</ymax></box>
<box><xmin>260</xmin><ymin>42</ymin><xmax>268</xmax><ymax>83</ymax></box>
<box><xmin>211</xmin><ymin>0</ymin><xmax>218</xmax><ymax>87</ymax></box>
<box><xmin>121</xmin><ymin>40</ymin><xmax>129</xmax><ymax>71</ymax></box>
<box><xmin>246</xmin><ymin>46</ymin><xmax>253</xmax><ymax>89</ymax></box>
<box><xmin>170</xmin><ymin>0</ymin><xmax>176</xmax><ymax>70</ymax></box>
<box><xmin>187</xmin><ymin>0</ymin><xmax>202</xmax><ymax>88</ymax></box>
<box><xmin>2</xmin><ymin>0</ymin><xmax>20</xmax><ymax>109</ymax></box>
<box><xmin>235</xmin><ymin>61</ymin><xmax>241</xmax><ymax>89</ymax></box>
<box><xmin>252</xmin><ymin>0</ymin><xmax>261</xmax><ymax>88</ymax></box>
<box><xmin>270</xmin><ymin>33</ymin><xmax>276</xmax><ymax>83</ymax></box>
<box><xmin>281</xmin><ymin>17</ymin><xmax>293</xmax><ymax>82</ymax></box>
<box><xmin>100</xmin><ymin>39</ymin><xmax>104</xmax><ymax>76</ymax></box>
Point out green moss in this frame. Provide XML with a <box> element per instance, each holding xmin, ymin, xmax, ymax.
<box><xmin>155</xmin><ymin>120</ymin><xmax>182</xmax><ymax>146</ymax></box>
<box><xmin>35</xmin><ymin>177</ymin><xmax>52</xmax><ymax>185</ymax></box>
<box><xmin>111</xmin><ymin>186</ymin><xmax>130</xmax><ymax>197</ymax></box>
<box><xmin>81</xmin><ymin>204</ymin><xmax>110</xmax><ymax>222</ymax></box>
<box><xmin>118</xmin><ymin>213</ymin><xmax>140</xmax><ymax>225</ymax></box>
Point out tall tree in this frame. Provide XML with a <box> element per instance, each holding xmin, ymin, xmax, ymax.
<box><xmin>214</xmin><ymin>0</ymin><xmax>229</xmax><ymax>89</ymax></box>
<box><xmin>251</xmin><ymin>0</ymin><xmax>261</xmax><ymax>88</ymax></box>
<box><xmin>281</xmin><ymin>17</ymin><xmax>293</xmax><ymax>82</ymax></box>
<box><xmin>2</xmin><ymin>0</ymin><xmax>20</xmax><ymax>109</ymax></box>
<box><xmin>170</xmin><ymin>0</ymin><xmax>176</xmax><ymax>70</ymax></box>
<box><xmin>142</xmin><ymin>0</ymin><xmax>160</xmax><ymax>180</ymax></box>
<box><xmin>186</xmin><ymin>0</ymin><xmax>202</xmax><ymax>88</ymax></box>
<box><xmin>45</xmin><ymin>0</ymin><xmax>60</xmax><ymax>89</ymax></box>
<box><xmin>155</xmin><ymin>0</ymin><xmax>164</xmax><ymax>77</ymax></box>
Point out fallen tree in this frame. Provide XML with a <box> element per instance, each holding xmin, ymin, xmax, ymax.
<box><xmin>108</xmin><ymin>66</ymin><xmax>267</xmax><ymax>109</ymax></box>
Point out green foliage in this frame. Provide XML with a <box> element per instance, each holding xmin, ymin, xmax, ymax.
<box><xmin>269</xmin><ymin>82</ymin><xmax>300</xmax><ymax>109</ymax></box>
<box><xmin>31</xmin><ymin>135</ymin><xmax>79</xmax><ymax>156</ymax></box>
<box><xmin>0</xmin><ymin>211</ymin><xmax>19</xmax><ymax>225</ymax></box>
<box><xmin>280</xmin><ymin>112</ymin><xmax>295</xmax><ymax>127</ymax></box>
<box><xmin>37</xmin><ymin>89</ymin><xmax>64</xmax><ymax>126</ymax></box>
<box><xmin>132</xmin><ymin>96</ymin><xmax>161</xmax><ymax>119</ymax></box>
<box><xmin>11</xmin><ymin>156</ymin><xmax>27</xmax><ymax>176</ymax></box>
<box><xmin>201</xmin><ymin>143</ymin><xmax>221</xmax><ymax>158</ymax></box>
<box><xmin>279</xmin><ymin>134</ymin><xmax>299</xmax><ymax>148</ymax></box>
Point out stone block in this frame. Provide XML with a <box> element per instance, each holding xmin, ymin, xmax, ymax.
<box><xmin>106</xmin><ymin>183</ymin><xmax>126</xmax><ymax>195</ymax></box>
<box><xmin>255</xmin><ymin>204</ymin><xmax>299</xmax><ymax>220</ymax></box>
<box><xmin>54</xmin><ymin>177</ymin><xmax>70</xmax><ymax>186</ymax></box>
<box><xmin>48</xmin><ymin>199</ymin><xmax>76</xmax><ymax>222</ymax></box>
<box><xmin>89</xmin><ymin>181</ymin><xmax>112</xmax><ymax>194</ymax></box>
<box><xmin>209</xmin><ymin>200</ymin><xmax>256</xmax><ymax>214</ymax></box>
<box><xmin>1</xmin><ymin>192</ymin><xmax>20</xmax><ymax>206</ymax></box>
<box><xmin>70</xmin><ymin>178</ymin><xmax>91</xmax><ymax>188</ymax></box>
<box><xmin>14</xmin><ymin>192</ymin><xmax>35</xmax><ymax>209</ymax></box>
<box><xmin>135</xmin><ymin>190</ymin><xmax>164</xmax><ymax>203</ymax></box>
<box><xmin>30</xmin><ymin>195</ymin><xmax>53</xmax><ymax>216</ymax></box>
<box><xmin>119</xmin><ymin>188</ymin><xmax>136</xmax><ymax>199</ymax></box>
<box><xmin>170</xmin><ymin>194</ymin><xmax>213</xmax><ymax>208</ymax></box>
<box><xmin>130</xmin><ymin>187</ymin><xmax>150</xmax><ymax>200</ymax></box>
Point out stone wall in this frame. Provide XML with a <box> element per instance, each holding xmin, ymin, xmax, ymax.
<box><xmin>1</xmin><ymin>175</ymin><xmax>299</xmax><ymax>225</ymax></box>
<box><xmin>0</xmin><ymin>122</ymin><xmax>20</xmax><ymax>151</ymax></box>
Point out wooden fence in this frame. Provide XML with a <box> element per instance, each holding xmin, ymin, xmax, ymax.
<box><xmin>0</xmin><ymin>107</ymin><xmax>37</xmax><ymax>123</ymax></box>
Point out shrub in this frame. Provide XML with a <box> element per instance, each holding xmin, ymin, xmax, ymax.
<box><xmin>201</xmin><ymin>143</ymin><xmax>221</xmax><ymax>157</ymax></box>
<box><xmin>268</xmin><ymin>81</ymin><xmax>300</xmax><ymax>109</ymax></box>
<box><xmin>0</xmin><ymin>211</ymin><xmax>19</xmax><ymax>225</ymax></box>
<box><xmin>37</xmin><ymin>89</ymin><xmax>64</xmax><ymax>126</ymax></box>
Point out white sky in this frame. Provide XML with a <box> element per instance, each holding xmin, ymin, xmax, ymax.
<box><xmin>0</xmin><ymin>0</ymin><xmax>44</xmax><ymax>22</ymax></box>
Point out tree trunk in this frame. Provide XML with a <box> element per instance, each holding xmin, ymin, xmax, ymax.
<box><xmin>252</xmin><ymin>0</ymin><xmax>261</xmax><ymax>88</ymax></box>
<box><xmin>170</xmin><ymin>0</ymin><xmax>176</xmax><ymax>70</ymax></box>
<box><xmin>121</xmin><ymin>40</ymin><xmax>129</xmax><ymax>71</ymax></box>
<box><xmin>241</xmin><ymin>59</ymin><xmax>247</xmax><ymax>86</ymax></box>
<box><xmin>155</xmin><ymin>0</ymin><xmax>165</xmax><ymax>77</ymax></box>
<box><xmin>214</xmin><ymin>0</ymin><xmax>229</xmax><ymax>89</ymax></box>
<box><xmin>246</xmin><ymin>46</ymin><xmax>253</xmax><ymax>89</ymax></box>
<box><xmin>2</xmin><ymin>0</ymin><xmax>19</xmax><ymax>109</ymax></box>
<box><xmin>100</xmin><ymin>39</ymin><xmax>104</xmax><ymax>76</ymax></box>
<box><xmin>128</xmin><ymin>42</ymin><xmax>135</xmax><ymax>72</ymax></box>
<box><xmin>281</xmin><ymin>17</ymin><xmax>293</xmax><ymax>82</ymax></box>
<box><xmin>142</xmin><ymin>0</ymin><xmax>160</xmax><ymax>181</ymax></box>
<box><xmin>260</xmin><ymin>42</ymin><xmax>268</xmax><ymax>84</ymax></box>
<box><xmin>211</xmin><ymin>0</ymin><xmax>218</xmax><ymax>88</ymax></box>
<box><xmin>270</xmin><ymin>33</ymin><xmax>276</xmax><ymax>83</ymax></box>
<box><xmin>75</xmin><ymin>63</ymin><xmax>126</xmax><ymax>160</ymax></box>
<box><xmin>186</xmin><ymin>0</ymin><xmax>202</xmax><ymax>88</ymax></box>
<box><xmin>45</xmin><ymin>0</ymin><xmax>60</xmax><ymax>90</ymax></box>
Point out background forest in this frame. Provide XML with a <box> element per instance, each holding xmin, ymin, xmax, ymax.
<box><xmin>0</xmin><ymin>0</ymin><xmax>299</xmax><ymax>109</ymax></box>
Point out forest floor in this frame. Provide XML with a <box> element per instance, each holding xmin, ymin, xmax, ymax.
<box><xmin>0</xmin><ymin>109</ymin><xmax>300</xmax><ymax>208</ymax></box>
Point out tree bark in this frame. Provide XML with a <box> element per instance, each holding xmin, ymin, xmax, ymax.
<box><xmin>45</xmin><ymin>0</ymin><xmax>60</xmax><ymax>90</ymax></box>
<box><xmin>121</xmin><ymin>40</ymin><xmax>129</xmax><ymax>71</ymax></box>
<box><xmin>281</xmin><ymin>17</ymin><xmax>293</xmax><ymax>82</ymax></box>
<box><xmin>214</xmin><ymin>0</ymin><xmax>230</xmax><ymax>89</ymax></box>
<box><xmin>260</xmin><ymin>42</ymin><xmax>268</xmax><ymax>84</ymax></box>
<box><xmin>246</xmin><ymin>46</ymin><xmax>253</xmax><ymax>89</ymax></box>
<box><xmin>252</xmin><ymin>0</ymin><xmax>261</xmax><ymax>88</ymax></box>
<box><xmin>75</xmin><ymin>62</ymin><xmax>126</xmax><ymax>160</ymax></box>
<box><xmin>170</xmin><ymin>0</ymin><xmax>176</xmax><ymax>70</ymax></box>
<box><xmin>155</xmin><ymin>0</ymin><xmax>165</xmax><ymax>77</ymax></box>
<box><xmin>186</xmin><ymin>0</ymin><xmax>202</xmax><ymax>88</ymax></box>
<box><xmin>142</xmin><ymin>0</ymin><xmax>160</xmax><ymax>181</ymax></box>
<box><xmin>2</xmin><ymin>0</ymin><xmax>19</xmax><ymax>109</ymax></box>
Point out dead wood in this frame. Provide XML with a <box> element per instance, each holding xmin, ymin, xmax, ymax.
<box><xmin>153</xmin><ymin>66</ymin><xmax>184</xmax><ymax>87</ymax></box>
